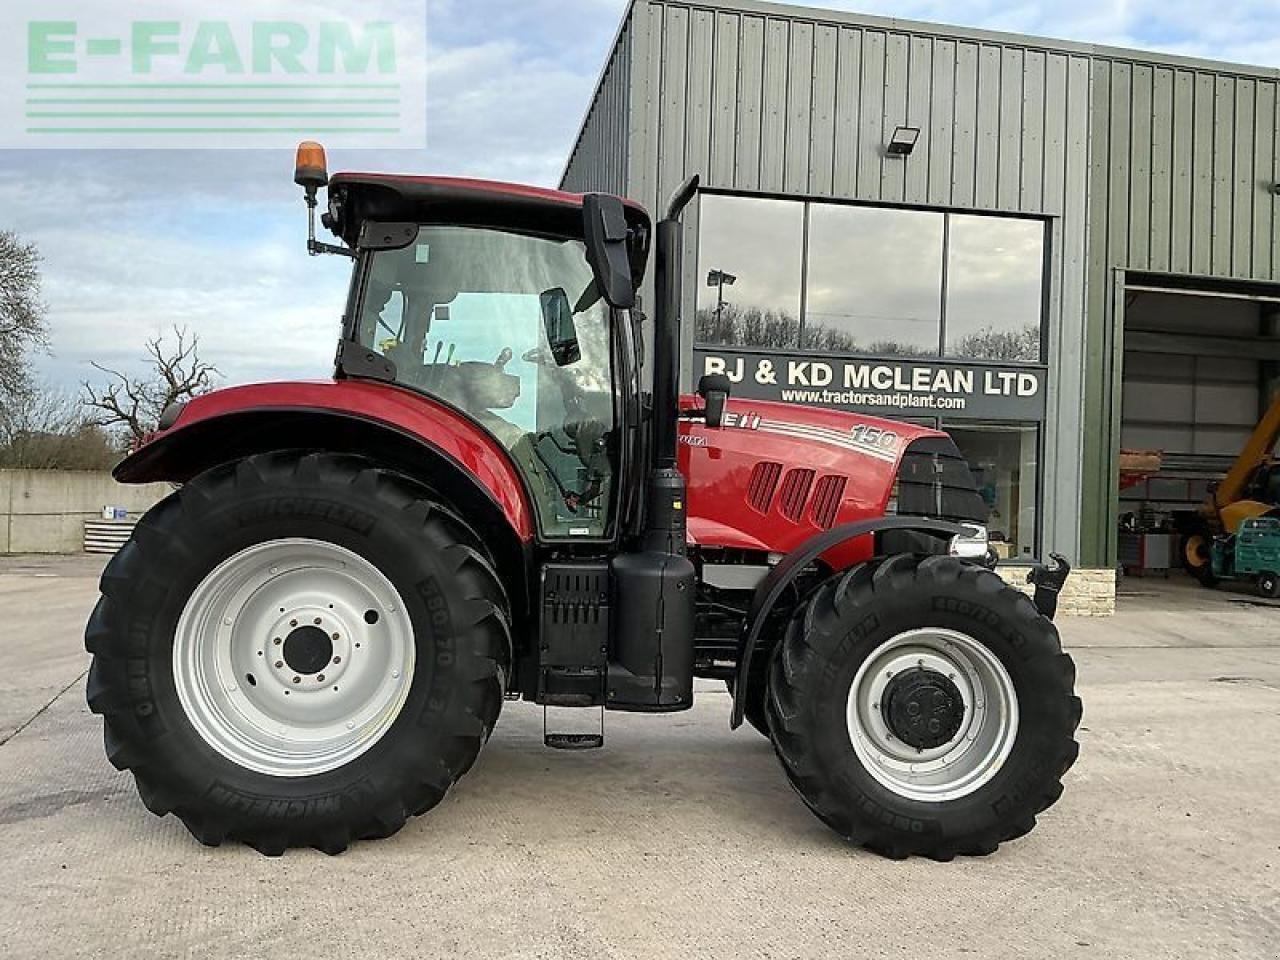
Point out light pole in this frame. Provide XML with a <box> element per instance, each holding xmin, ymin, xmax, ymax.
<box><xmin>706</xmin><ymin>269</ymin><xmax>737</xmax><ymax>328</ymax></box>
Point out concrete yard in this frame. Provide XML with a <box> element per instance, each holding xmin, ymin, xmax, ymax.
<box><xmin>0</xmin><ymin>555</ymin><xmax>1277</xmax><ymax>960</ymax></box>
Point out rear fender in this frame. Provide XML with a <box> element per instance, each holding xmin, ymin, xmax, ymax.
<box><xmin>729</xmin><ymin>516</ymin><xmax>968</xmax><ymax>729</ymax></box>
<box><xmin>114</xmin><ymin>381</ymin><xmax>536</xmax><ymax>619</ymax></box>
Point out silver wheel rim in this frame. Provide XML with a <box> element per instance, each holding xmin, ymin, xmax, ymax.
<box><xmin>845</xmin><ymin>628</ymin><xmax>1018</xmax><ymax>803</ymax></box>
<box><xmin>173</xmin><ymin>538</ymin><xmax>415</xmax><ymax>778</ymax></box>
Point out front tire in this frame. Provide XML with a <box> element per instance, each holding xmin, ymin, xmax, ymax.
<box><xmin>1182</xmin><ymin>530</ymin><xmax>1219</xmax><ymax>587</ymax></box>
<box><xmin>766</xmin><ymin>554</ymin><xmax>1080</xmax><ymax>860</ymax></box>
<box><xmin>85</xmin><ymin>451</ymin><xmax>511</xmax><ymax>855</ymax></box>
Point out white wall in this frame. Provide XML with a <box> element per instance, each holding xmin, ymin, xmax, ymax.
<box><xmin>0</xmin><ymin>470</ymin><xmax>170</xmax><ymax>554</ymax></box>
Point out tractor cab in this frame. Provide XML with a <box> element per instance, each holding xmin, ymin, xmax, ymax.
<box><xmin>314</xmin><ymin>165</ymin><xmax>653</xmax><ymax>543</ymax></box>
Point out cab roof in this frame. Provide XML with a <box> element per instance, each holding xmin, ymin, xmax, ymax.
<box><xmin>326</xmin><ymin>172</ymin><xmax>652</xmax><ymax>248</ymax></box>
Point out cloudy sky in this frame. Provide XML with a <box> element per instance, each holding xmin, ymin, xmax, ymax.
<box><xmin>1</xmin><ymin>0</ymin><xmax>1277</xmax><ymax>392</ymax></box>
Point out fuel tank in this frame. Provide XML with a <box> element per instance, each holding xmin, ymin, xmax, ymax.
<box><xmin>677</xmin><ymin>397</ymin><xmax>954</xmax><ymax>566</ymax></box>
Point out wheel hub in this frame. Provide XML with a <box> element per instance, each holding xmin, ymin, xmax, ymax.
<box><xmin>283</xmin><ymin>625</ymin><xmax>334</xmax><ymax>675</ymax></box>
<box><xmin>172</xmin><ymin>538</ymin><xmax>416</xmax><ymax>778</ymax></box>
<box><xmin>845</xmin><ymin>628</ymin><xmax>1020</xmax><ymax>803</ymax></box>
<box><xmin>882</xmin><ymin>667</ymin><xmax>965</xmax><ymax>749</ymax></box>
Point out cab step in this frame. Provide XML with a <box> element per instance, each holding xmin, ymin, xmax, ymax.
<box><xmin>542</xmin><ymin>705</ymin><xmax>604</xmax><ymax>750</ymax></box>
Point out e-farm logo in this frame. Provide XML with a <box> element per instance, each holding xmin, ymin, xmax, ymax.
<box><xmin>0</xmin><ymin>1</ymin><xmax>426</xmax><ymax>149</ymax></box>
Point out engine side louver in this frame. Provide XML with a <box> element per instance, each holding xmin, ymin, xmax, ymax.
<box><xmin>747</xmin><ymin>461</ymin><xmax>782</xmax><ymax>514</ymax></box>
<box><xmin>810</xmin><ymin>475</ymin><xmax>847</xmax><ymax>529</ymax></box>
<box><xmin>778</xmin><ymin>469</ymin><xmax>815</xmax><ymax>522</ymax></box>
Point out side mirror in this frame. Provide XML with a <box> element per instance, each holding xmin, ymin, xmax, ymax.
<box><xmin>697</xmin><ymin>373</ymin><xmax>731</xmax><ymax>429</ymax></box>
<box><xmin>582</xmin><ymin>193</ymin><xmax>636</xmax><ymax>309</ymax></box>
<box><xmin>539</xmin><ymin>288</ymin><xmax>581</xmax><ymax>366</ymax></box>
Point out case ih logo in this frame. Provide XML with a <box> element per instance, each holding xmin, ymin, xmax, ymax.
<box><xmin>0</xmin><ymin>0</ymin><xmax>427</xmax><ymax>149</ymax></box>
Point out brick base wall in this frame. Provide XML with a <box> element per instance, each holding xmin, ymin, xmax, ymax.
<box><xmin>995</xmin><ymin>565</ymin><xmax>1116</xmax><ymax>617</ymax></box>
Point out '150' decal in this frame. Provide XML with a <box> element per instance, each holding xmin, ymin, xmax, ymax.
<box><xmin>849</xmin><ymin>424</ymin><xmax>901</xmax><ymax>458</ymax></box>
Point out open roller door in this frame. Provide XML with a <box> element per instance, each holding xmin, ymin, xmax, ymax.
<box><xmin>1118</xmin><ymin>276</ymin><xmax>1280</xmax><ymax>589</ymax></box>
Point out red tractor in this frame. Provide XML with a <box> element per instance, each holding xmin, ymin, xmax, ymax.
<box><xmin>85</xmin><ymin>143</ymin><xmax>1080</xmax><ymax>860</ymax></box>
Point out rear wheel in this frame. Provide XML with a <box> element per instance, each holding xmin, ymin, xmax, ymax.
<box><xmin>1258</xmin><ymin>571</ymin><xmax>1280</xmax><ymax>599</ymax></box>
<box><xmin>766</xmin><ymin>554</ymin><xmax>1080</xmax><ymax>860</ymax></box>
<box><xmin>85</xmin><ymin>451</ymin><xmax>511</xmax><ymax>855</ymax></box>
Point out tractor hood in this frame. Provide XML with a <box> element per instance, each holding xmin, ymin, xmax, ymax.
<box><xmin>677</xmin><ymin>396</ymin><xmax>988</xmax><ymax>562</ymax></box>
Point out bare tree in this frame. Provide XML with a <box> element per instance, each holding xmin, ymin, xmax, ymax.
<box><xmin>0</xmin><ymin>384</ymin><xmax>119</xmax><ymax>470</ymax></box>
<box><xmin>0</xmin><ymin>230</ymin><xmax>48</xmax><ymax>399</ymax></box>
<box><xmin>82</xmin><ymin>327</ymin><xmax>220</xmax><ymax>444</ymax></box>
<box><xmin>952</xmin><ymin>325</ymin><xmax>1041</xmax><ymax>362</ymax></box>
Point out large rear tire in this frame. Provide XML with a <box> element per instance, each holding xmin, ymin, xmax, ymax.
<box><xmin>766</xmin><ymin>554</ymin><xmax>1080</xmax><ymax>860</ymax></box>
<box><xmin>85</xmin><ymin>451</ymin><xmax>511</xmax><ymax>855</ymax></box>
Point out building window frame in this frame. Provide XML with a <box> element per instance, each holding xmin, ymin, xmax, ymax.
<box><xmin>694</xmin><ymin>187</ymin><xmax>1051</xmax><ymax>365</ymax></box>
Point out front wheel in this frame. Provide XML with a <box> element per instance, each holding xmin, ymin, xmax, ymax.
<box><xmin>1182</xmin><ymin>530</ymin><xmax>1219</xmax><ymax>587</ymax></box>
<box><xmin>85</xmin><ymin>451</ymin><xmax>511</xmax><ymax>855</ymax></box>
<box><xmin>766</xmin><ymin>554</ymin><xmax>1081</xmax><ymax>860</ymax></box>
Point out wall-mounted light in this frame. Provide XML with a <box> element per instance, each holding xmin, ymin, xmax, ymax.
<box><xmin>887</xmin><ymin>126</ymin><xmax>921</xmax><ymax>157</ymax></box>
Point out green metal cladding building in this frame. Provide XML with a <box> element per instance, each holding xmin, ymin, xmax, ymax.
<box><xmin>561</xmin><ymin>0</ymin><xmax>1280</xmax><ymax>598</ymax></box>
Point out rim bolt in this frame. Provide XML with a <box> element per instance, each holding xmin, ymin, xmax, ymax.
<box><xmin>346</xmin><ymin>721</ymin><xmax>354</xmax><ymax>730</ymax></box>
<box><xmin>273</xmin><ymin>637</ymin><xmax>282</xmax><ymax>646</ymax></box>
<box><xmin>290</xmin><ymin>619</ymin><xmax>298</xmax><ymax>627</ymax></box>
<box><xmin>332</xmin><ymin>656</ymin><xmax>341</xmax><ymax>664</ymax></box>
<box><xmin>392</xmin><ymin>671</ymin><xmax>400</xmax><ymax>679</ymax></box>
<box><xmin>275</xmin><ymin>660</ymin><xmax>284</xmax><ymax>669</ymax></box>
<box><xmin>292</xmin><ymin>676</ymin><xmax>301</xmax><ymax>684</ymax></box>
<box><xmin>223</xmin><ymin>617</ymin><xmax>232</xmax><ymax>626</ymax></box>
<box><xmin>885</xmin><ymin>670</ymin><xmax>893</xmax><ymax>678</ymax></box>
<box><xmin>332</xmin><ymin>633</ymin><xmax>340</xmax><ymax>641</ymax></box>
<box><xmin>317</xmin><ymin>674</ymin><xmax>326</xmax><ymax>683</ymax></box>
<box><xmin>885</xmin><ymin>732</ymin><xmax>893</xmax><ymax>740</ymax></box>
<box><xmin>313</xmin><ymin>617</ymin><xmax>322</xmax><ymax>625</ymax></box>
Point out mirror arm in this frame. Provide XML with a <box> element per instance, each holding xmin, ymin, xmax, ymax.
<box><xmin>303</xmin><ymin>187</ymin><xmax>355</xmax><ymax>259</ymax></box>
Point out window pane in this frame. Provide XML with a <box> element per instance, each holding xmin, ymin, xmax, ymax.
<box><xmin>944</xmin><ymin>422</ymin><xmax>1039</xmax><ymax>560</ymax></box>
<box><xmin>804</xmin><ymin>205</ymin><xmax>944</xmax><ymax>356</ymax></box>
<box><xmin>695</xmin><ymin>195</ymin><xmax>804</xmax><ymax>348</ymax></box>
<box><xmin>357</xmin><ymin>226</ymin><xmax>617</xmax><ymax>538</ymax></box>
<box><xmin>945</xmin><ymin>216</ymin><xmax>1045</xmax><ymax>362</ymax></box>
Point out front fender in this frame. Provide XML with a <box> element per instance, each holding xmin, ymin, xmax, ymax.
<box><xmin>729</xmin><ymin>516</ymin><xmax>969</xmax><ymax>729</ymax></box>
